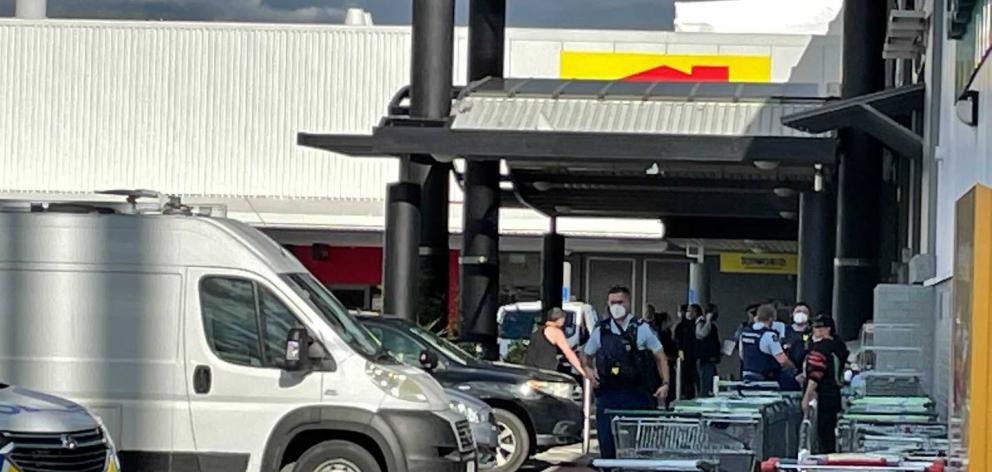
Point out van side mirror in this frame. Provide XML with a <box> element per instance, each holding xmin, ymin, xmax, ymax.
<box><xmin>284</xmin><ymin>328</ymin><xmax>311</xmax><ymax>372</ymax></box>
<box><xmin>419</xmin><ymin>349</ymin><xmax>439</xmax><ymax>372</ymax></box>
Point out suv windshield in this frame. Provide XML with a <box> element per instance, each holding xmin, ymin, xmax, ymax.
<box><xmin>282</xmin><ymin>273</ymin><xmax>382</xmax><ymax>359</ymax></box>
<box><xmin>406</xmin><ymin>324</ymin><xmax>477</xmax><ymax>366</ymax></box>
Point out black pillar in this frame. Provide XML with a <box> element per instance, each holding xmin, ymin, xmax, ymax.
<box><xmin>542</xmin><ymin>231</ymin><xmax>566</xmax><ymax>313</ymax></box>
<box><xmin>460</xmin><ymin>0</ymin><xmax>505</xmax><ymax>359</ymax></box>
<box><xmin>407</xmin><ymin>0</ymin><xmax>455</xmax><ymax>326</ymax></box>
<box><xmin>383</xmin><ymin>183</ymin><xmax>421</xmax><ymax>317</ymax></box>
<box><xmin>833</xmin><ymin>0</ymin><xmax>887</xmax><ymax>340</ymax></box>
<box><xmin>798</xmin><ymin>191</ymin><xmax>836</xmax><ymax>315</ymax></box>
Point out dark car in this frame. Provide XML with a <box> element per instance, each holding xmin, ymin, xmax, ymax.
<box><xmin>359</xmin><ymin>315</ymin><xmax>584</xmax><ymax>472</ymax></box>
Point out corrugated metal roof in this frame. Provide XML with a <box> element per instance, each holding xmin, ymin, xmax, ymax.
<box><xmin>0</xmin><ymin>19</ymin><xmax>408</xmax><ymax>200</ymax></box>
<box><xmin>451</xmin><ymin>95</ymin><xmax>829</xmax><ymax>138</ymax></box>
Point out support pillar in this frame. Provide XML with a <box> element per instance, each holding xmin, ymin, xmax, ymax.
<box><xmin>15</xmin><ymin>0</ymin><xmax>46</xmax><ymax>18</ymax></box>
<box><xmin>833</xmin><ymin>0</ymin><xmax>888</xmax><ymax>340</ymax></box>
<box><xmin>541</xmin><ymin>228</ymin><xmax>565</xmax><ymax>313</ymax></box>
<box><xmin>407</xmin><ymin>0</ymin><xmax>455</xmax><ymax>326</ymax></box>
<box><xmin>798</xmin><ymin>191</ymin><xmax>836</xmax><ymax>315</ymax></box>
<box><xmin>383</xmin><ymin>183</ymin><xmax>421</xmax><ymax>318</ymax></box>
<box><xmin>460</xmin><ymin>0</ymin><xmax>505</xmax><ymax>359</ymax></box>
<box><xmin>688</xmin><ymin>262</ymin><xmax>709</xmax><ymax>307</ymax></box>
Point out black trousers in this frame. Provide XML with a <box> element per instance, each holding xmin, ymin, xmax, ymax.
<box><xmin>816</xmin><ymin>408</ymin><xmax>839</xmax><ymax>453</ymax></box>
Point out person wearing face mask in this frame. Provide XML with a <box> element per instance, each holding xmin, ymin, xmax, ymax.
<box><xmin>802</xmin><ymin>314</ymin><xmax>849</xmax><ymax>453</ymax></box>
<box><xmin>580</xmin><ymin>286</ymin><xmax>670</xmax><ymax>460</ymax></box>
<box><xmin>524</xmin><ymin>307</ymin><xmax>588</xmax><ymax>379</ymax></box>
<box><xmin>783</xmin><ymin>303</ymin><xmax>812</xmax><ymax>371</ymax></box>
<box><xmin>674</xmin><ymin>303</ymin><xmax>699</xmax><ymax>399</ymax></box>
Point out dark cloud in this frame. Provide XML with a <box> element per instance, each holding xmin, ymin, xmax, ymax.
<box><xmin>1</xmin><ymin>0</ymin><xmax>678</xmax><ymax>29</ymax></box>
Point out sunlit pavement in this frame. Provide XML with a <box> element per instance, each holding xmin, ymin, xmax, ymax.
<box><xmin>520</xmin><ymin>441</ymin><xmax>597</xmax><ymax>472</ymax></box>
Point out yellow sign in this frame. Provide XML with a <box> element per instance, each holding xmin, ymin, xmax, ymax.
<box><xmin>560</xmin><ymin>51</ymin><xmax>772</xmax><ymax>83</ymax></box>
<box><xmin>720</xmin><ymin>253</ymin><xmax>797</xmax><ymax>274</ymax></box>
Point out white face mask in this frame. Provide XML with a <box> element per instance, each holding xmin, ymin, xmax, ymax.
<box><xmin>793</xmin><ymin>312</ymin><xmax>809</xmax><ymax>325</ymax></box>
<box><xmin>609</xmin><ymin>304</ymin><xmax>627</xmax><ymax>320</ymax></box>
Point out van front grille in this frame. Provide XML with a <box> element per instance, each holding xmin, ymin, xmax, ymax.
<box><xmin>455</xmin><ymin>420</ymin><xmax>475</xmax><ymax>451</ymax></box>
<box><xmin>3</xmin><ymin>428</ymin><xmax>108</xmax><ymax>472</ymax></box>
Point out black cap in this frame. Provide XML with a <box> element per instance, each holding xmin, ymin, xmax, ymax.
<box><xmin>811</xmin><ymin>314</ymin><xmax>835</xmax><ymax>329</ymax></box>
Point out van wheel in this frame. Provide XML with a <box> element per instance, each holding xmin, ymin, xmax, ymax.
<box><xmin>294</xmin><ymin>440</ymin><xmax>381</xmax><ymax>472</ymax></box>
<box><xmin>492</xmin><ymin>408</ymin><xmax>530</xmax><ymax>472</ymax></box>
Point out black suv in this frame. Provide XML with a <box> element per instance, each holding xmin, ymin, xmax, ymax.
<box><xmin>359</xmin><ymin>315</ymin><xmax>583</xmax><ymax>472</ymax></box>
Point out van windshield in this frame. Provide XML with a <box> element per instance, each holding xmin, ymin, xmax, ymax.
<box><xmin>282</xmin><ymin>273</ymin><xmax>381</xmax><ymax>359</ymax></box>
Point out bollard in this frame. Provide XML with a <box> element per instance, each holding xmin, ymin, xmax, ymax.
<box><xmin>581</xmin><ymin>378</ymin><xmax>591</xmax><ymax>455</ymax></box>
<box><xmin>675</xmin><ymin>357</ymin><xmax>683</xmax><ymax>401</ymax></box>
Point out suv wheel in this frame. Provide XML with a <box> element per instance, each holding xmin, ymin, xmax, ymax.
<box><xmin>492</xmin><ymin>408</ymin><xmax>530</xmax><ymax>472</ymax></box>
<box><xmin>294</xmin><ymin>440</ymin><xmax>381</xmax><ymax>472</ymax></box>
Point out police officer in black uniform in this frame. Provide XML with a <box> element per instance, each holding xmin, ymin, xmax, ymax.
<box><xmin>581</xmin><ymin>286</ymin><xmax>670</xmax><ymax>460</ymax></box>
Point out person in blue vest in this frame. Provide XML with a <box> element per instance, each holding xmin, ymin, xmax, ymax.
<box><xmin>739</xmin><ymin>304</ymin><xmax>797</xmax><ymax>387</ymax></box>
<box><xmin>581</xmin><ymin>285</ymin><xmax>670</xmax><ymax>460</ymax></box>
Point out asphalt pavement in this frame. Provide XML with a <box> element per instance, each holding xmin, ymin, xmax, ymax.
<box><xmin>521</xmin><ymin>441</ymin><xmax>597</xmax><ymax>472</ymax></box>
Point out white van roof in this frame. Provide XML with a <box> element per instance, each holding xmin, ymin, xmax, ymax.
<box><xmin>0</xmin><ymin>211</ymin><xmax>306</xmax><ymax>275</ymax></box>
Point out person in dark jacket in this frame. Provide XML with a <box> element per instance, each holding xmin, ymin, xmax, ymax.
<box><xmin>674</xmin><ymin>304</ymin><xmax>698</xmax><ymax>399</ymax></box>
<box><xmin>781</xmin><ymin>302</ymin><xmax>812</xmax><ymax>391</ymax></box>
<box><xmin>695</xmin><ymin>303</ymin><xmax>721</xmax><ymax>396</ymax></box>
<box><xmin>650</xmin><ymin>311</ymin><xmax>679</xmax><ymax>407</ymax></box>
<box><xmin>802</xmin><ymin>314</ymin><xmax>849</xmax><ymax>453</ymax></box>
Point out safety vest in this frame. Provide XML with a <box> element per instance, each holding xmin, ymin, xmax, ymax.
<box><xmin>740</xmin><ymin>325</ymin><xmax>780</xmax><ymax>380</ymax></box>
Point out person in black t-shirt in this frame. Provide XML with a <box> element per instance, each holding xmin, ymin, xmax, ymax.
<box><xmin>674</xmin><ymin>304</ymin><xmax>698</xmax><ymax>399</ymax></box>
<box><xmin>802</xmin><ymin>314</ymin><xmax>849</xmax><ymax>454</ymax></box>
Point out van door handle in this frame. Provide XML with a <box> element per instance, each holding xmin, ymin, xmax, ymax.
<box><xmin>193</xmin><ymin>365</ymin><xmax>212</xmax><ymax>394</ymax></box>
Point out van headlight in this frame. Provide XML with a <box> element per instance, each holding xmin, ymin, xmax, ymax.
<box><xmin>449</xmin><ymin>399</ymin><xmax>483</xmax><ymax>424</ymax></box>
<box><xmin>523</xmin><ymin>380</ymin><xmax>576</xmax><ymax>400</ymax></box>
<box><xmin>366</xmin><ymin>362</ymin><xmax>429</xmax><ymax>403</ymax></box>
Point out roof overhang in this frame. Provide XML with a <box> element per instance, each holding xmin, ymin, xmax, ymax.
<box><xmin>299</xmin><ymin>79</ymin><xmax>838</xmax><ymax>244</ymax></box>
<box><xmin>782</xmin><ymin>83</ymin><xmax>925</xmax><ymax>160</ymax></box>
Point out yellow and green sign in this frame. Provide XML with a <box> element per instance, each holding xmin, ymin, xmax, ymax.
<box><xmin>719</xmin><ymin>252</ymin><xmax>797</xmax><ymax>274</ymax></box>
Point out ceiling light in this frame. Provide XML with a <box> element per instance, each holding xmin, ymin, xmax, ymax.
<box><xmin>499</xmin><ymin>181</ymin><xmax>514</xmax><ymax>191</ymax></box>
<box><xmin>773</xmin><ymin>187</ymin><xmax>797</xmax><ymax>198</ymax></box>
<box><xmin>779</xmin><ymin>211</ymin><xmax>798</xmax><ymax>220</ymax></box>
<box><xmin>645</xmin><ymin>162</ymin><xmax>661</xmax><ymax>175</ymax></box>
<box><xmin>753</xmin><ymin>160</ymin><xmax>780</xmax><ymax>171</ymax></box>
<box><xmin>553</xmin><ymin>205</ymin><xmax>572</xmax><ymax>213</ymax></box>
<box><xmin>814</xmin><ymin>164</ymin><xmax>824</xmax><ymax>192</ymax></box>
<box><xmin>532</xmin><ymin>181</ymin><xmax>552</xmax><ymax>192</ymax></box>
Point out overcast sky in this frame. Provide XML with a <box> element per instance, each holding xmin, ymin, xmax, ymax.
<box><xmin>0</xmin><ymin>0</ymin><xmax>686</xmax><ymax>29</ymax></box>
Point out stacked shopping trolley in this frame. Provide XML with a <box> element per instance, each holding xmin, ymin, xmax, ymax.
<box><xmin>592</xmin><ymin>382</ymin><xmax>801</xmax><ymax>471</ymax></box>
<box><xmin>837</xmin><ymin>397</ymin><xmax>948</xmax><ymax>455</ymax></box>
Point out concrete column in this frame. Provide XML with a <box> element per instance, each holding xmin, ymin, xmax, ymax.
<box><xmin>798</xmin><ymin>191</ymin><xmax>836</xmax><ymax>315</ymax></box>
<box><xmin>15</xmin><ymin>0</ymin><xmax>46</xmax><ymax>19</ymax></box>
<box><xmin>405</xmin><ymin>0</ymin><xmax>455</xmax><ymax>325</ymax></box>
<box><xmin>833</xmin><ymin>0</ymin><xmax>888</xmax><ymax>340</ymax></box>
<box><xmin>459</xmin><ymin>0</ymin><xmax>505</xmax><ymax>360</ymax></box>
<box><xmin>382</xmin><ymin>183</ymin><xmax>421</xmax><ymax>318</ymax></box>
<box><xmin>688</xmin><ymin>262</ymin><xmax>709</xmax><ymax>307</ymax></box>
<box><xmin>541</xmin><ymin>231</ymin><xmax>566</xmax><ymax>313</ymax></box>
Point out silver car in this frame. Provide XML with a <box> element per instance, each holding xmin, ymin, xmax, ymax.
<box><xmin>446</xmin><ymin>388</ymin><xmax>499</xmax><ymax>469</ymax></box>
<box><xmin>0</xmin><ymin>383</ymin><xmax>120</xmax><ymax>472</ymax></box>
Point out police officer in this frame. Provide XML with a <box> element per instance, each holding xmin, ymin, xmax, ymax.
<box><xmin>739</xmin><ymin>304</ymin><xmax>797</xmax><ymax>387</ymax></box>
<box><xmin>581</xmin><ymin>286</ymin><xmax>670</xmax><ymax>460</ymax></box>
<box><xmin>803</xmin><ymin>314</ymin><xmax>849</xmax><ymax>453</ymax></box>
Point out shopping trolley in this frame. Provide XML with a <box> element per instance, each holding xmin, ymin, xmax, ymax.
<box><xmin>600</xmin><ymin>413</ymin><xmax>756</xmax><ymax>471</ymax></box>
<box><xmin>760</xmin><ymin>454</ymin><xmax>946</xmax><ymax>471</ymax></box>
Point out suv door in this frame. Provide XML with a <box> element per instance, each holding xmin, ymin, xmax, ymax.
<box><xmin>184</xmin><ymin>269</ymin><xmax>327</xmax><ymax>472</ymax></box>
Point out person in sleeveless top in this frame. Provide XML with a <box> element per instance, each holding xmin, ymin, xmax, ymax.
<box><xmin>523</xmin><ymin>307</ymin><xmax>587</xmax><ymax>378</ymax></box>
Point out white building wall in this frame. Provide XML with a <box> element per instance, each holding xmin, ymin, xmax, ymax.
<box><xmin>0</xmin><ymin>19</ymin><xmax>841</xmax><ymax>229</ymax></box>
<box><xmin>933</xmin><ymin>40</ymin><xmax>992</xmax><ymax>279</ymax></box>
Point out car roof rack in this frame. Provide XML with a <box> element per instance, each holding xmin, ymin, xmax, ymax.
<box><xmin>0</xmin><ymin>190</ymin><xmax>226</xmax><ymax>217</ymax></box>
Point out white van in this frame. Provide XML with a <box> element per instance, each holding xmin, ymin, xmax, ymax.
<box><xmin>495</xmin><ymin>301</ymin><xmax>598</xmax><ymax>361</ymax></box>
<box><xmin>0</xmin><ymin>197</ymin><xmax>475</xmax><ymax>472</ymax></box>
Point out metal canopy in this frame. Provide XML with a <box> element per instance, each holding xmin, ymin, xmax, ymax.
<box><xmin>298</xmin><ymin>78</ymin><xmax>838</xmax><ymax>244</ymax></box>
<box><xmin>781</xmin><ymin>83</ymin><xmax>925</xmax><ymax>160</ymax></box>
